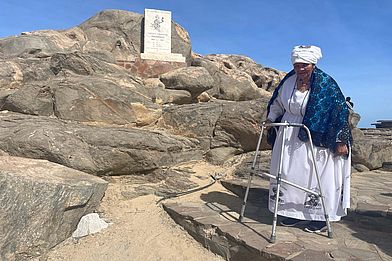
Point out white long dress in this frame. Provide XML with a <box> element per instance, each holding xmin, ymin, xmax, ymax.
<box><xmin>267</xmin><ymin>74</ymin><xmax>351</xmax><ymax>221</ymax></box>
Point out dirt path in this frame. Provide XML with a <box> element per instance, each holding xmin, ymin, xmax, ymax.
<box><xmin>43</xmin><ymin>162</ymin><xmax>227</xmax><ymax>261</ymax></box>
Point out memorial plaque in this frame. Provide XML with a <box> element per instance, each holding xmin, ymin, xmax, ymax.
<box><xmin>143</xmin><ymin>8</ymin><xmax>171</xmax><ymax>53</ymax></box>
<box><xmin>141</xmin><ymin>8</ymin><xmax>185</xmax><ymax>63</ymax></box>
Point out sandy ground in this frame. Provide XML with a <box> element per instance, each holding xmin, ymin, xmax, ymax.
<box><xmin>42</xmin><ymin>161</ymin><xmax>229</xmax><ymax>261</ymax></box>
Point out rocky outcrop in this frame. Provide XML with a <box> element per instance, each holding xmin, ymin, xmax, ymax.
<box><xmin>349</xmin><ymin>110</ymin><xmax>361</xmax><ymax>129</ymax></box>
<box><xmin>158</xmin><ymin>98</ymin><xmax>271</xmax><ymax>163</ymax></box>
<box><xmin>352</xmin><ymin>128</ymin><xmax>392</xmax><ymax>170</ymax></box>
<box><xmin>0</xmin><ymin>155</ymin><xmax>107</xmax><ymax>260</ymax></box>
<box><xmin>79</xmin><ymin>9</ymin><xmax>191</xmax><ymax>64</ymax></box>
<box><xmin>0</xmin><ymin>44</ymin><xmax>165</xmax><ymax>127</ymax></box>
<box><xmin>0</xmin><ymin>13</ymin><xmax>190</xmax><ymax>87</ymax></box>
<box><xmin>160</xmin><ymin>67</ymin><xmax>214</xmax><ymax>101</ymax></box>
<box><xmin>0</xmin><ymin>9</ymin><xmax>192</xmax><ymax>65</ymax></box>
<box><xmin>0</xmin><ymin>8</ymin><xmax>386</xmax><ymax>174</ymax></box>
<box><xmin>203</xmin><ymin>54</ymin><xmax>285</xmax><ymax>91</ymax></box>
<box><xmin>348</xmin><ymin>110</ymin><xmax>391</xmax><ymax>170</ymax></box>
<box><xmin>0</xmin><ymin>112</ymin><xmax>203</xmax><ymax>175</ymax></box>
<box><xmin>2</xmin><ymin>75</ymin><xmax>162</xmax><ymax>126</ymax></box>
<box><xmin>192</xmin><ymin>55</ymin><xmax>275</xmax><ymax>101</ymax></box>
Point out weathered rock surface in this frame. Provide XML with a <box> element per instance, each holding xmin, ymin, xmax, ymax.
<box><xmin>192</xmin><ymin>56</ymin><xmax>270</xmax><ymax>101</ymax></box>
<box><xmin>0</xmin><ymin>10</ymin><xmax>191</xmax><ymax>81</ymax></box>
<box><xmin>352</xmin><ymin>128</ymin><xmax>392</xmax><ymax>170</ymax></box>
<box><xmin>192</xmin><ymin>55</ymin><xmax>284</xmax><ymax>101</ymax></box>
<box><xmin>0</xmin><ymin>155</ymin><xmax>108</xmax><ymax>260</ymax></box>
<box><xmin>0</xmin><ymin>9</ymin><xmax>192</xmax><ymax>66</ymax></box>
<box><xmin>163</xmin><ymin>168</ymin><xmax>392</xmax><ymax>261</ymax></box>
<box><xmin>0</xmin><ymin>8</ymin><xmax>387</xmax><ymax>173</ymax></box>
<box><xmin>349</xmin><ymin>110</ymin><xmax>361</xmax><ymax>129</ymax></box>
<box><xmin>160</xmin><ymin>67</ymin><xmax>214</xmax><ymax>101</ymax></box>
<box><xmin>0</xmin><ymin>112</ymin><xmax>203</xmax><ymax>175</ymax></box>
<box><xmin>2</xmin><ymin>74</ymin><xmax>162</xmax><ymax>126</ymax></box>
<box><xmin>204</xmin><ymin>54</ymin><xmax>285</xmax><ymax>91</ymax></box>
<box><xmin>158</xmin><ymin>98</ymin><xmax>271</xmax><ymax>158</ymax></box>
<box><xmin>0</xmin><ymin>47</ymin><xmax>172</xmax><ymax>125</ymax></box>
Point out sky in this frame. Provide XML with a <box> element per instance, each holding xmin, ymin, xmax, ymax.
<box><xmin>0</xmin><ymin>0</ymin><xmax>391</xmax><ymax>128</ymax></box>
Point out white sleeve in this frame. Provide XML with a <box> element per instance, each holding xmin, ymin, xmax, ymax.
<box><xmin>267</xmin><ymin>92</ymin><xmax>284</xmax><ymax>122</ymax></box>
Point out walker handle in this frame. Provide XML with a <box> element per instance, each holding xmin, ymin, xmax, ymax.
<box><xmin>261</xmin><ymin>122</ymin><xmax>305</xmax><ymax>128</ymax></box>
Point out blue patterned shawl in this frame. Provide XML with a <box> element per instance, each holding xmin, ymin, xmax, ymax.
<box><xmin>267</xmin><ymin>67</ymin><xmax>352</xmax><ymax>154</ymax></box>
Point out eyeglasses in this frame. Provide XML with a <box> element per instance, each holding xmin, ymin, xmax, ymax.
<box><xmin>293</xmin><ymin>63</ymin><xmax>313</xmax><ymax>69</ymax></box>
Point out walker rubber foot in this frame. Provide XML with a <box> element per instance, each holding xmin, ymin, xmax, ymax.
<box><xmin>269</xmin><ymin>235</ymin><xmax>276</xmax><ymax>243</ymax></box>
<box><xmin>328</xmin><ymin>231</ymin><xmax>333</xmax><ymax>238</ymax></box>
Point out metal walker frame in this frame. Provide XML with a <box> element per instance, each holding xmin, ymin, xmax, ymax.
<box><xmin>239</xmin><ymin>122</ymin><xmax>333</xmax><ymax>243</ymax></box>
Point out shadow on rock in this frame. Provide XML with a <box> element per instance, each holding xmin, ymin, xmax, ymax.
<box><xmin>200</xmin><ymin>191</ymin><xmax>273</xmax><ymax>226</ymax></box>
<box><xmin>342</xmin><ymin>217</ymin><xmax>392</xmax><ymax>257</ymax></box>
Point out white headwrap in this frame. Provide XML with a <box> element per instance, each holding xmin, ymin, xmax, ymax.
<box><xmin>291</xmin><ymin>45</ymin><xmax>322</xmax><ymax>65</ymax></box>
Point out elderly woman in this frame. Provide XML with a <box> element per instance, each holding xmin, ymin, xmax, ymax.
<box><xmin>265</xmin><ymin>45</ymin><xmax>352</xmax><ymax>233</ymax></box>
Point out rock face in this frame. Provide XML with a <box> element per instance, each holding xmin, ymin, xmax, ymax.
<box><xmin>0</xmin><ymin>9</ymin><xmax>192</xmax><ymax>68</ymax></box>
<box><xmin>0</xmin><ymin>45</ymin><xmax>165</xmax><ymax>126</ymax></box>
<box><xmin>192</xmin><ymin>54</ymin><xmax>281</xmax><ymax>101</ymax></box>
<box><xmin>160</xmin><ymin>67</ymin><xmax>214</xmax><ymax>101</ymax></box>
<box><xmin>204</xmin><ymin>54</ymin><xmax>285</xmax><ymax>91</ymax></box>
<box><xmin>0</xmin><ymin>112</ymin><xmax>203</xmax><ymax>176</ymax></box>
<box><xmin>0</xmin><ymin>155</ymin><xmax>108</xmax><ymax>260</ymax></box>
<box><xmin>352</xmin><ymin>128</ymin><xmax>392</xmax><ymax>170</ymax></box>
<box><xmin>348</xmin><ymin>110</ymin><xmax>392</xmax><ymax>170</ymax></box>
<box><xmin>0</xmin><ymin>8</ymin><xmax>387</xmax><ymax>178</ymax></box>
<box><xmin>3</xmin><ymin>75</ymin><xmax>162</xmax><ymax>126</ymax></box>
<box><xmin>158</xmin><ymin>98</ymin><xmax>271</xmax><ymax>163</ymax></box>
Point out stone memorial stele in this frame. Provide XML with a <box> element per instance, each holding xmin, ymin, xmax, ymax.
<box><xmin>141</xmin><ymin>8</ymin><xmax>186</xmax><ymax>63</ymax></box>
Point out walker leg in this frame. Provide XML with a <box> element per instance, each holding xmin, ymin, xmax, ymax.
<box><xmin>239</xmin><ymin>125</ymin><xmax>265</xmax><ymax>222</ymax></box>
<box><xmin>239</xmin><ymin>171</ymin><xmax>253</xmax><ymax>222</ymax></box>
<box><xmin>270</xmin><ymin>181</ymin><xmax>281</xmax><ymax>243</ymax></box>
<box><xmin>270</xmin><ymin>125</ymin><xmax>287</xmax><ymax>243</ymax></box>
<box><xmin>305</xmin><ymin>127</ymin><xmax>333</xmax><ymax>238</ymax></box>
<box><xmin>325</xmin><ymin>213</ymin><xmax>333</xmax><ymax>238</ymax></box>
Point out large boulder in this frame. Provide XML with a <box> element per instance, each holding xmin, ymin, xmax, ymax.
<box><xmin>0</xmin><ymin>60</ymin><xmax>24</xmax><ymax>89</ymax></box>
<box><xmin>349</xmin><ymin>110</ymin><xmax>361</xmax><ymax>129</ymax></box>
<box><xmin>203</xmin><ymin>54</ymin><xmax>285</xmax><ymax>92</ymax></box>
<box><xmin>0</xmin><ymin>112</ymin><xmax>203</xmax><ymax>175</ymax></box>
<box><xmin>192</xmin><ymin>54</ymin><xmax>280</xmax><ymax>101</ymax></box>
<box><xmin>2</xmin><ymin>74</ymin><xmax>162</xmax><ymax>126</ymax></box>
<box><xmin>0</xmin><ymin>155</ymin><xmax>108</xmax><ymax>260</ymax></box>
<box><xmin>0</xmin><ymin>57</ymin><xmax>51</xmax><ymax>92</ymax></box>
<box><xmin>158</xmin><ymin>98</ymin><xmax>271</xmax><ymax>163</ymax></box>
<box><xmin>352</xmin><ymin>128</ymin><xmax>392</xmax><ymax>170</ymax></box>
<box><xmin>211</xmin><ymin>99</ymin><xmax>270</xmax><ymax>152</ymax></box>
<box><xmin>0</xmin><ymin>51</ymin><xmax>139</xmax><ymax>92</ymax></box>
<box><xmin>0</xmin><ymin>33</ymin><xmax>66</xmax><ymax>59</ymax></box>
<box><xmin>159</xmin><ymin>102</ymin><xmax>223</xmax><ymax>150</ymax></box>
<box><xmin>160</xmin><ymin>67</ymin><xmax>214</xmax><ymax>101</ymax></box>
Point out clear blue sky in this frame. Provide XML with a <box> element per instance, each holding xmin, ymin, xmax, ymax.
<box><xmin>1</xmin><ymin>0</ymin><xmax>391</xmax><ymax>128</ymax></box>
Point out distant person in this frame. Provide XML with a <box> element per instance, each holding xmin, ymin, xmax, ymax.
<box><xmin>264</xmin><ymin>45</ymin><xmax>352</xmax><ymax>233</ymax></box>
<box><xmin>345</xmin><ymin>97</ymin><xmax>354</xmax><ymax>110</ymax></box>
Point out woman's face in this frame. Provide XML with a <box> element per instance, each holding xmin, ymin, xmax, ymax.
<box><xmin>293</xmin><ymin>63</ymin><xmax>315</xmax><ymax>80</ymax></box>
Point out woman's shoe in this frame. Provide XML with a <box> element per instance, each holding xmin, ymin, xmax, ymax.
<box><xmin>280</xmin><ymin>217</ymin><xmax>302</xmax><ymax>227</ymax></box>
<box><xmin>304</xmin><ymin>221</ymin><xmax>327</xmax><ymax>233</ymax></box>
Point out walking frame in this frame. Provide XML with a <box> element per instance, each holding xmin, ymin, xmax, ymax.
<box><xmin>239</xmin><ymin>121</ymin><xmax>333</xmax><ymax>243</ymax></box>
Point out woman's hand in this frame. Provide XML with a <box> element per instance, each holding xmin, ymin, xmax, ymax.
<box><xmin>335</xmin><ymin>143</ymin><xmax>348</xmax><ymax>156</ymax></box>
<box><xmin>263</xmin><ymin>119</ymin><xmax>273</xmax><ymax>130</ymax></box>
